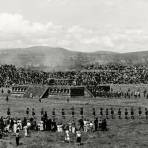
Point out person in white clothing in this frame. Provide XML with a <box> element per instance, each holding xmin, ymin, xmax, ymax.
<box><xmin>84</xmin><ymin>119</ymin><xmax>87</xmax><ymax>132</ymax></box>
<box><xmin>24</xmin><ymin>126</ymin><xmax>28</xmax><ymax>137</ymax></box>
<box><xmin>68</xmin><ymin>122</ymin><xmax>72</xmax><ymax>132</ymax></box>
<box><xmin>13</xmin><ymin>121</ymin><xmax>17</xmax><ymax>134</ymax></box>
<box><xmin>27</xmin><ymin>121</ymin><xmax>31</xmax><ymax>136</ymax></box>
<box><xmin>65</xmin><ymin>130</ymin><xmax>70</xmax><ymax>143</ymax></box>
<box><xmin>37</xmin><ymin>122</ymin><xmax>40</xmax><ymax>131</ymax></box>
<box><xmin>76</xmin><ymin>130</ymin><xmax>81</xmax><ymax>145</ymax></box>
<box><xmin>5</xmin><ymin>124</ymin><xmax>10</xmax><ymax>133</ymax></box>
<box><xmin>57</xmin><ymin>125</ymin><xmax>60</xmax><ymax>132</ymax></box>
<box><xmin>89</xmin><ymin>121</ymin><xmax>93</xmax><ymax>132</ymax></box>
<box><xmin>40</xmin><ymin>121</ymin><xmax>44</xmax><ymax>131</ymax></box>
<box><xmin>72</xmin><ymin>122</ymin><xmax>76</xmax><ymax>134</ymax></box>
<box><xmin>59</xmin><ymin>124</ymin><xmax>63</xmax><ymax>132</ymax></box>
<box><xmin>86</xmin><ymin>120</ymin><xmax>90</xmax><ymax>132</ymax></box>
<box><xmin>17</xmin><ymin>119</ymin><xmax>22</xmax><ymax>130</ymax></box>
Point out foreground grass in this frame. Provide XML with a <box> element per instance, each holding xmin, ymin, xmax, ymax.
<box><xmin>0</xmin><ymin>92</ymin><xmax>148</xmax><ymax>147</ymax></box>
<box><xmin>1</xmin><ymin>119</ymin><xmax>148</xmax><ymax>148</ymax></box>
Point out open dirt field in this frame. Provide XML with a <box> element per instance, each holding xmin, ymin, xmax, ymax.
<box><xmin>0</xmin><ymin>92</ymin><xmax>148</xmax><ymax>148</ymax></box>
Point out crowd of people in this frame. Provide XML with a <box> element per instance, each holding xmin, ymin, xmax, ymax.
<box><xmin>0</xmin><ymin>64</ymin><xmax>148</xmax><ymax>146</ymax></box>
<box><xmin>0</xmin><ymin>107</ymin><xmax>108</xmax><ymax>146</ymax></box>
<box><xmin>0</xmin><ymin>65</ymin><xmax>49</xmax><ymax>87</ymax></box>
<box><xmin>87</xmin><ymin>85</ymin><xmax>148</xmax><ymax>98</ymax></box>
<box><xmin>1</xmin><ymin>64</ymin><xmax>148</xmax><ymax>98</ymax></box>
<box><xmin>1</xmin><ymin>105</ymin><xmax>148</xmax><ymax>146</ymax></box>
<box><xmin>0</xmin><ymin>64</ymin><xmax>148</xmax><ymax>87</ymax></box>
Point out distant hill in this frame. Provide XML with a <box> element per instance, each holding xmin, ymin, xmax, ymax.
<box><xmin>0</xmin><ymin>46</ymin><xmax>148</xmax><ymax>71</ymax></box>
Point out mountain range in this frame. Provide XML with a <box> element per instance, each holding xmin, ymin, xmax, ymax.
<box><xmin>0</xmin><ymin>46</ymin><xmax>148</xmax><ymax>71</ymax></box>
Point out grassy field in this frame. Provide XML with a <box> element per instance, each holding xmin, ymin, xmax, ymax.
<box><xmin>0</xmin><ymin>87</ymin><xmax>148</xmax><ymax>148</ymax></box>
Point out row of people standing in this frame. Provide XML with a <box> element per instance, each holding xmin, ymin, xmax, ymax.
<box><xmin>98</xmin><ymin>107</ymin><xmax>148</xmax><ymax>119</ymax></box>
<box><xmin>45</xmin><ymin>107</ymin><xmax>148</xmax><ymax>119</ymax></box>
<box><xmin>4</xmin><ymin>106</ymin><xmax>148</xmax><ymax>124</ymax></box>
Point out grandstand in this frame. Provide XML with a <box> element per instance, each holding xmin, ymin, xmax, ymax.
<box><xmin>11</xmin><ymin>85</ymin><xmax>48</xmax><ymax>98</ymax></box>
<box><xmin>11</xmin><ymin>84</ymin><xmax>94</xmax><ymax>98</ymax></box>
<box><xmin>41</xmin><ymin>85</ymin><xmax>93</xmax><ymax>98</ymax></box>
<box><xmin>11</xmin><ymin>85</ymin><xmax>28</xmax><ymax>97</ymax></box>
<box><xmin>4</xmin><ymin>63</ymin><xmax>148</xmax><ymax>98</ymax></box>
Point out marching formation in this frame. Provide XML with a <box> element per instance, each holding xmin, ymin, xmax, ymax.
<box><xmin>0</xmin><ymin>105</ymin><xmax>148</xmax><ymax>146</ymax></box>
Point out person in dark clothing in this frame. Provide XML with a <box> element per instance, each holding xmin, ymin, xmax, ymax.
<box><xmin>62</xmin><ymin>108</ymin><xmax>65</xmax><ymax>119</ymax></box>
<box><xmin>32</xmin><ymin>120</ymin><xmax>37</xmax><ymax>130</ymax></box>
<box><xmin>145</xmin><ymin>108</ymin><xmax>148</xmax><ymax>119</ymax></box>
<box><xmin>7</xmin><ymin>89</ymin><xmax>11</xmax><ymax>94</ymax></box>
<box><xmin>71</xmin><ymin>107</ymin><xmax>75</xmax><ymax>118</ymax></box>
<box><xmin>94</xmin><ymin>118</ymin><xmax>98</xmax><ymax>131</ymax></box>
<box><xmin>44</xmin><ymin>111</ymin><xmax>48</xmax><ymax>119</ymax></box>
<box><xmin>10</xmin><ymin>118</ymin><xmax>14</xmax><ymax>130</ymax></box>
<box><xmin>76</xmin><ymin>130</ymin><xmax>81</xmax><ymax>145</ymax></box>
<box><xmin>0</xmin><ymin>130</ymin><xmax>2</xmax><ymax>139</ymax></box>
<box><xmin>52</xmin><ymin>119</ymin><xmax>57</xmax><ymax>132</ymax></box>
<box><xmin>100</xmin><ymin>108</ymin><xmax>103</xmax><ymax>117</ymax></box>
<box><xmin>0</xmin><ymin>117</ymin><xmax>4</xmax><ymax>132</ymax></box>
<box><xmin>16</xmin><ymin>129</ymin><xmax>20</xmax><ymax>146</ymax></box>
<box><xmin>118</xmin><ymin>108</ymin><xmax>121</xmax><ymax>119</ymax></box>
<box><xmin>1</xmin><ymin>89</ymin><xmax>3</xmax><ymax>94</ymax></box>
<box><xmin>46</xmin><ymin>118</ymin><xmax>52</xmax><ymax>131</ymax></box>
<box><xmin>6</xmin><ymin>95</ymin><xmax>9</xmax><ymax>102</ymax></box>
<box><xmin>43</xmin><ymin>119</ymin><xmax>46</xmax><ymax>131</ymax></box>
<box><xmin>52</xmin><ymin>108</ymin><xmax>55</xmax><ymax>119</ymax></box>
<box><xmin>144</xmin><ymin>89</ymin><xmax>147</xmax><ymax>98</ymax></box>
<box><xmin>101</xmin><ymin>119</ymin><xmax>107</xmax><ymax>131</ymax></box>
<box><xmin>93</xmin><ymin>108</ymin><xmax>96</xmax><ymax>118</ymax></box>
<box><xmin>111</xmin><ymin>108</ymin><xmax>114</xmax><ymax>119</ymax></box>
<box><xmin>26</xmin><ymin>108</ymin><xmax>29</xmax><ymax>117</ymax></box>
<box><xmin>7</xmin><ymin>108</ymin><xmax>10</xmax><ymax>116</ymax></box>
<box><xmin>79</xmin><ymin>119</ymin><xmax>84</xmax><ymax>131</ymax></box>
<box><xmin>138</xmin><ymin>107</ymin><xmax>142</xmax><ymax>118</ymax></box>
<box><xmin>80</xmin><ymin>108</ymin><xmax>83</xmax><ymax>119</ymax></box>
<box><xmin>32</xmin><ymin>108</ymin><xmax>35</xmax><ymax>117</ymax></box>
<box><xmin>131</xmin><ymin>108</ymin><xmax>134</xmax><ymax>119</ymax></box>
<box><xmin>147</xmin><ymin>94</ymin><xmax>148</xmax><ymax>99</ymax></box>
<box><xmin>125</xmin><ymin>108</ymin><xmax>128</xmax><ymax>119</ymax></box>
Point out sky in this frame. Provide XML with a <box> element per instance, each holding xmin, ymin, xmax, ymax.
<box><xmin>0</xmin><ymin>0</ymin><xmax>148</xmax><ymax>52</ymax></box>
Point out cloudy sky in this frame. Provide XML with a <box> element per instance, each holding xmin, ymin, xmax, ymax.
<box><xmin>0</xmin><ymin>0</ymin><xmax>148</xmax><ymax>52</ymax></box>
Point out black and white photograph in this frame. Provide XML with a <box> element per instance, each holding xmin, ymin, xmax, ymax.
<box><xmin>0</xmin><ymin>0</ymin><xmax>148</xmax><ymax>147</ymax></box>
